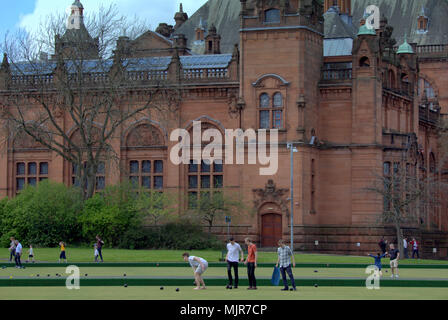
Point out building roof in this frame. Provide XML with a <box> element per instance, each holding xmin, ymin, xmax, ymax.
<box><xmin>352</xmin><ymin>0</ymin><xmax>448</xmax><ymax>45</ymax></box>
<box><xmin>10</xmin><ymin>54</ymin><xmax>234</xmax><ymax>76</ymax></box>
<box><xmin>324</xmin><ymin>7</ymin><xmax>356</xmax><ymax>39</ymax></box>
<box><xmin>174</xmin><ymin>0</ymin><xmax>241</xmax><ymax>54</ymax></box>
<box><xmin>171</xmin><ymin>0</ymin><xmax>448</xmax><ymax>53</ymax></box>
<box><xmin>324</xmin><ymin>38</ymin><xmax>354</xmax><ymax>56</ymax></box>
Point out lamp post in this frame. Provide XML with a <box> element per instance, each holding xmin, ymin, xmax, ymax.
<box><xmin>287</xmin><ymin>142</ymin><xmax>298</xmax><ymax>251</ymax></box>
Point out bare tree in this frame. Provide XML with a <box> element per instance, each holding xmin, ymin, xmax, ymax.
<box><xmin>0</xmin><ymin>4</ymin><xmax>180</xmax><ymax>200</ymax></box>
<box><xmin>367</xmin><ymin>153</ymin><xmax>447</xmax><ymax>255</ymax></box>
<box><xmin>188</xmin><ymin>191</ymin><xmax>244</xmax><ymax>234</ymax></box>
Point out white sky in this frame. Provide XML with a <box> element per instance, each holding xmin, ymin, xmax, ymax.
<box><xmin>19</xmin><ymin>0</ymin><xmax>208</xmax><ymax>33</ymax></box>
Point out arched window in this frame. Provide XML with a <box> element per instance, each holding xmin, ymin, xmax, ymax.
<box><xmin>258</xmin><ymin>93</ymin><xmax>284</xmax><ymax>129</ymax></box>
<box><xmin>401</xmin><ymin>74</ymin><xmax>410</xmax><ymax>95</ymax></box>
<box><xmin>124</xmin><ymin>123</ymin><xmax>166</xmax><ymax>190</ymax></box>
<box><xmin>388</xmin><ymin>70</ymin><xmax>396</xmax><ymax>89</ymax></box>
<box><xmin>265</xmin><ymin>9</ymin><xmax>280</xmax><ymax>23</ymax></box>
<box><xmin>429</xmin><ymin>153</ymin><xmax>436</xmax><ymax>174</ymax></box>
<box><xmin>359</xmin><ymin>56</ymin><xmax>370</xmax><ymax>67</ymax></box>
<box><xmin>273</xmin><ymin>92</ymin><xmax>283</xmax><ymax>107</ymax></box>
<box><xmin>260</xmin><ymin>93</ymin><xmax>270</xmax><ymax>108</ymax></box>
<box><xmin>12</xmin><ymin>128</ymin><xmax>50</xmax><ymax>194</ymax></box>
<box><xmin>418</xmin><ymin>78</ymin><xmax>435</xmax><ymax>99</ymax></box>
<box><xmin>383</xmin><ymin>162</ymin><xmax>391</xmax><ymax>176</ymax></box>
<box><xmin>186</xmin><ymin>122</ymin><xmax>224</xmax><ymax>209</ymax></box>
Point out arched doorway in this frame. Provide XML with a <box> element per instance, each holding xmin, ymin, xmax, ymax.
<box><xmin>261</xmin><ymin>213</ymin><xmax>282</xmax><ymax>248</ymax></box>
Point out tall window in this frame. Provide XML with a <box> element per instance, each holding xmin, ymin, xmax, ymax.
<box><xmin>259</xmin><ymin>92</ymin><xmax>284</xmax><ymax>129</ymax></box>
<box><xmin>383</xmin><ymin>161</ymin><xmax>392</xmax><ymax>212</ymax></box>
<box><xmin>311</xmin><ymin>159</ymin><xmax>316</xmax><ymax>214</ymax></box>
<box><xmin>129</xmin><ymin>160</ymin><xmax>164</xmax><ymax>190</ymax></box>
<box><xmin>16</xmin><ymin>161</ymin><xmax>49</xmax><ymax>193</ymax></box>
<box><xmin>188</xmin><ymin>160</ymin><xmax>223</xmax><ymax>209</ymax></box>
<box><xmin>429</xmin><ymin>153</ymin><xmax>436</xmax><ymax>174</ymax></box>
<box><xmin>264</xmin><ymin>9</ymin><xmax>280</xmax><ymax>23</ymax></box>
<box><xmin>72</xmin><ymin>161</ymin><xmax>106</xmax><ymax>191</ymax></box>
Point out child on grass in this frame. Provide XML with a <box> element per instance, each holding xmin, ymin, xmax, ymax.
<box><xmin>59</xmin><ymin>242</ymin><xmax>67</xmax><ymax>263</ymax></box>
<box><xmin>26</xmin><ymin>245</ymin><xmax>35</xmax><ymax>263</ymax></box>
<box><xmin>94</xmin><ymin>244</ymin><xmax>99</xmax><ymax>262</ymax></box>
<box><xmin>367</xmin><ymin>252</ymin><xmax>386</xmax><ymax>276</ymax></box>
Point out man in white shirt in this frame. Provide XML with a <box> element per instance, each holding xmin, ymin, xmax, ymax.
<box><xmin>225</xmin><ymin>237</ymin><xmax>244</xmax><ymax>289</ymax></box>
<box><xmin>14</xmin><ymin>240</ymin><xmax>23</xmax><ymax>269</ymax></box>
<box><xmin>403</xmin><ymin>238</ymin><xmax>409</xmax><ymax>259</ymax></box>
<box><xmin>183</xmin><ymin>252</ymin><xmax>208</xmax><ymax>290</ymax></box>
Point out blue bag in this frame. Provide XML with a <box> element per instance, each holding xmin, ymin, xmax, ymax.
<box><xmin>271</xmin><ymin>266</ymin><xmax>281</xmax><ymax>286</ymax></box>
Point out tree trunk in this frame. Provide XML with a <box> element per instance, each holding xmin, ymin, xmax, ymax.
<box><xmin>395</xmin><ymin>223</ymin><xmax>404</xmax><ymax>258</ymax></box>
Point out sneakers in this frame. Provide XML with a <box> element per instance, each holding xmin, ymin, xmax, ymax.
<box><xmin>281</xmin><ymin>287</ymin><xmax>289</xmax><ymax>291</ymax></box>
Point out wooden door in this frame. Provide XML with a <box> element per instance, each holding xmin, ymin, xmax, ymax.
<box><xmin>261</xmin><ymin>214</ymin><xmax>282</xmax><ymax>248</ymax></box>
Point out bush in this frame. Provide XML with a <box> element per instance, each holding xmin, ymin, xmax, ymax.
<box><xmin>78</xmin><ymin>192</ymin><xmax>140</xmax><ymax>248</ymax></box>
<box><xmin>0</xmin><ymin>181</ymin><xmax>225</xmax><ymax>250</ymax></box>
<box><xmin>0</xmin><ymin>181</ymin><xmax>82</xmax><ymax>247</ymax></box>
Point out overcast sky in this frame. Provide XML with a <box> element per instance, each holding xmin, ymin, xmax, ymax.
<box><xmin>0</xmin><ymin>0</ymin><xmax>208</xmax><ymax>40</ymax></box>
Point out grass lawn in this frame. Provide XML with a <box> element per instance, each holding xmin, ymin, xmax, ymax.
<box><xmin>1</xmin><ymin>286</ymin><xmax>447</xmax><ymax>300</ymax></box>
<box><xmin>2</xmin><ymin>266</ymin><xmax>448</xmax><ymax>280</ymax></box>
<box><xmin>1</xmin><ymin>248</ymin><xmax>447</xmax><ymax>265</ymax></box>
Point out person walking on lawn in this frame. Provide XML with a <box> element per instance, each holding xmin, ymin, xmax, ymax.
<box><xmin>226</xmin><ymin>237</ymin><xmax>244</xmax><ymax>289</ymax></box>
<box><xmin>378</xmin><ymin>237</ymin><xmax>387</xmax><ymax>254</ymax></box>
<box><xmin>276</xmin><ymin>239</ymin><xmax>297</xmax><ymax>291</ymax></box>
<box><xmin>411</xmin><ymin>238</ymin><xmax>420</xmax><ymax>259</ymax></box>
<box><xmin>244</xmin><ymin>238</ymin><xmax>258</xmax><ymax>290</ymax></box>
<box><xmin>96</xmin><ymin>235</ymin><xmax>105</xmax><ymax>263</ymax></box>
<box><xmin>14</xmin><ymin>240</ymin><xmax>23</xmax><ymax>269</ymax></box>
<box><xmin>8</xmin><ymin>237</ymin><xmax>16</xmax><ymax>262</ymax></box>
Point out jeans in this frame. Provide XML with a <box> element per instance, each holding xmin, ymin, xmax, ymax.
<box><xmin>97</xmin><ymin>248</ymin><xmax>103</xmax><ymax>262</ymax></box>
<box><xmin>403</xmin><ymin>247</ymin><xmax>409</xmax><ymax>259</ymax></box>
<box><xmin>9</xmin><ymin>249</ymin><xmax>16</xmax><ymax>262</ymax></box>
<box><xmin>247</xmin><ymin>263</ymin><xmax>257</xmax><ymax>288</ymax></box>
<box><xmin>15</xmin><ymin>253</ymin><xmax>22</xmax><ymax>267</ymax></box>
<box><xmin>227</xmin><ymin>261</ymin><xmax>239</xmax><ymax>287</ymax></box>
<box><xmin>280</xmin><ymin>265</ymin><xmax>296</xmax><ymax>289</ymax></box>
<box><xmin>412</xmin><ymin>249</ymin><xmax>419</xmax><ymax>259</ymax></box>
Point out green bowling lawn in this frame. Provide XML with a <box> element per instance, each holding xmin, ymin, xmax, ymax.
<box><xmin>1</xmin><ymin>286</ymin><xmax>447</xmax><ymax>300</ymax></box>
<box><xmin>2</xmin><ymin>248</ymin><xmax>447</xmax><ymax>265</ymax></box>
<box><xmin>2</xmin><ymin>266</ymin><xmax>448</xmax><ymax>280</ymax></box>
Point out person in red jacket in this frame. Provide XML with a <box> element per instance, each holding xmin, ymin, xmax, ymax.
<box><xmin>410</xmin><ymin>238</ymin><xmax>420</xmax><ymax>259</ymax></box>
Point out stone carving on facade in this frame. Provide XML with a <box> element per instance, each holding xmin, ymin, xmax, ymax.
<box><xmin>227</xmin><ymin>93</ymin><xmax>240</xmax><ymax>118</ymax></box>
<box><xmin>126</xmin><ymin>124</ymin><xmax>164</xmax><ymax>147</ymax></box>
<box><xmin>252</xmin><ymin>179</ymin><xmax>290</xmax><ymax>215</ymax></box>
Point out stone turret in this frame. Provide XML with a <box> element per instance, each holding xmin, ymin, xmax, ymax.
<box><xmin>204</xmin><ymin>24</ymin><xmax>221</xmax><ymax>54</ymax></box>
<box><xmin>53</xmin><ymin>0</ymin><xmax>99</xmax><ymax>60</ymax></box>
<box><xmin>174</xmin><ymin>3</ymin><xmax>189</xmax><ymax>30</ymax></box>
<box><xmin>0</xmin><ymin>53</ymin><xmax>11</xmax><ymax>90</ymax></box>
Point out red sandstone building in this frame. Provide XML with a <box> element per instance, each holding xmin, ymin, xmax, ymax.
<box><xmin>0</xmin><ymin>0</ymin><xmax>447</xmax><ymax>256</ymax></box>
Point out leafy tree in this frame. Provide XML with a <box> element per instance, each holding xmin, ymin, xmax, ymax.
<box><xmin>0</xmin><ymin>181</ymin><xmax>82</xmax><ymax>247</ymax></box>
